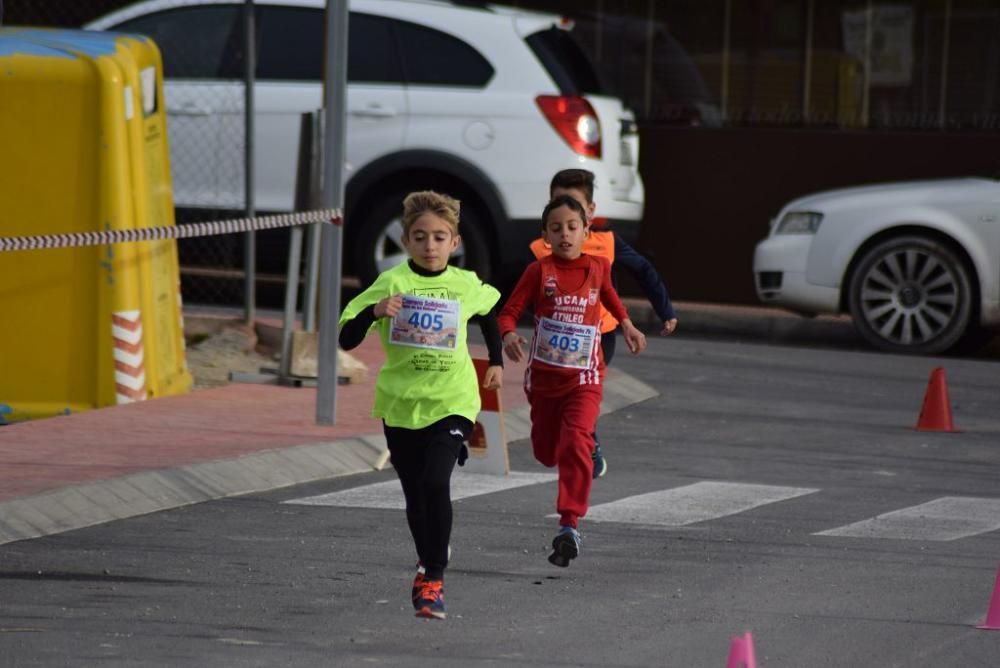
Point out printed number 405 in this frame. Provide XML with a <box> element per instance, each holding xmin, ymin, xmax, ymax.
<box><xmin>548</xmin><ymin>334</ymin><xmax>579</xmax><ymax>352</ymax></box>
<box><xmin>409</xmin><ymin>312</ymin><xmax>444</xmax><ymax>331</ymax></box>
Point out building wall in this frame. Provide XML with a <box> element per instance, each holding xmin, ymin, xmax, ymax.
<box><xmin>638</xmin><ymin>126</ymin><xmax>1000</xmax><ymax>304</ymax></box>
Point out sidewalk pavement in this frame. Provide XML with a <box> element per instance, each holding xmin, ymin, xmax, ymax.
<box><xmin>0</xmin><ymin>297</ymin><xmax>867</xmax><ymax>547</ymax></box>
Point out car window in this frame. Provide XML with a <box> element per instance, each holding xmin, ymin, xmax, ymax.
<box><xmin>254</xmin><ymin>8</ymin><xmax>402</xmax><ymax>84</ymax></box>
<box><xmin>112</xmin><ymin>6</ymin><xmax>242</xmax><ymax>79</ymax></box>
<box><xmin>392</xmin><ymin>20</ymin><xmax>493</xmax><ymax>87</ymax></box>
<box><xmin>257</xmin><ymin>6</ymin><xmax>323</xmax><ymax>81</ymax></box>
<box><xmin>526</xmin><ymin>26</ymin><xmax>608</xmax><ymax>96</ymax></box>
<box><xmin>348</xmin><ymin>13</ymin><xmax>404</xmax><ymax>84</ymax></box>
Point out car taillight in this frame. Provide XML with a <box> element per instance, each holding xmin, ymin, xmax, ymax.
<box><xmin>535</xmin><ymin>95</ymin><xmax>601</xmax><ymax>159</ymax></box>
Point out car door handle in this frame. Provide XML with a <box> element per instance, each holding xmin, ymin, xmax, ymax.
<box><xmin>169</xmin><ymin>103</ymin><xmax>212</xmax><ymax>117</ymax></box>
<box><xmin>351</xmin><ymin>104</ymin><xmax>397</xmax><ymax>118</ymax></box>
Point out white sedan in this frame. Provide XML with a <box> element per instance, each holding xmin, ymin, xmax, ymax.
<box><xmin>753</xmin><ymin>177</ymin><xmax>1000</xmax><ymax>355</ymax></box>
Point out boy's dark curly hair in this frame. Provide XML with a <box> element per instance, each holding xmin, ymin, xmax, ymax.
<box><xmin>541</xmin><ymin>194</ymin><xmax>588</xmax><ymax>229</ymax></box>
<box><xmin>549</xmin><ymin>169</ymin><xmax>595</xmax><ymax>203</ymax></box>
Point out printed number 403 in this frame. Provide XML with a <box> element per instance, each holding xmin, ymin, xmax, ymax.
<box><xmin>409</xmin><ymin>312</ymin><xmax>444</xmax><ymax>331</ymax></box>
<box><xmin>548</xmin><ymin>334</ymin><xmax>579</xmax><ymax>352</ymax></box>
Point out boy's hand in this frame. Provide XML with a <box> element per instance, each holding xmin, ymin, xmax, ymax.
<box><xmin>374</xmin><ymin>294</ymin><xmax>403</xmax><ymax>319</ymax></box>
<box><xmin>620</xmin><ymin>319</ymin><xmax>646</xmax><ymax>354</ymax></box>
<box><xmin>502</xmin><ymin>332</ymin><xmax>526</xmax><ymax>363</ymax></box>
<box><xmin>483</xmin><ymin>365</ymin><xmax>503</xmax><ymax>390</ymax></box>
<box><xmin>661</xmin><ymin>318</ymin><xmax>678</xmax><ymax>336</ymax></box>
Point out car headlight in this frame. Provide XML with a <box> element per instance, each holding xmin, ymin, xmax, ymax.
<box><xmin>774</xmin><ymin>211</ymin><xmax>823</xmax><ymax>234</ymax></box>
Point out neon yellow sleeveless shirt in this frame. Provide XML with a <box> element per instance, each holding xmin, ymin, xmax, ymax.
<box><xmin>339</xmin><ymin>262</ymin><xmax>500</xmax><ymax>429</ymax></box>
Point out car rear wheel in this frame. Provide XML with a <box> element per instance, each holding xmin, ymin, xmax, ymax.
<box><xmin>355</xmin><ymin>192</ymin><xmax>492</xmax><ymax>285</ymax></box>
<box><xmin>847</xmin><ymin>235</ymin><xmax>974</xmax><ymax>355</ymax></box>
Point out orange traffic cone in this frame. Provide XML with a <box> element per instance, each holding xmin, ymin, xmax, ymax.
<box><xmin>915</xmin><ymin>367</ymin><xmax>958</xmax><ymax>432</ymax></box>
<box><xmin>977</xmin><ymin>564</ymin><xmax>1000</xmax><ymax>630</ymax></box>
<box><xmin>725</xmin><ymin>631</ymin><xmax>758</xmax><ymax>668</ymax></box>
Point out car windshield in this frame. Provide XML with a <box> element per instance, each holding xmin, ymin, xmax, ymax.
<box><xmin>525</xmin><ymin>26</ymin><xmax>610</xmax><ymax>96</ymax></box>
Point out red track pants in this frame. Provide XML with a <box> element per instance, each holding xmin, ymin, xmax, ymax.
<box><xmin>527</xmin><ymin>384</ymin><xmax>602</xmax><ymax>528</ymax></box>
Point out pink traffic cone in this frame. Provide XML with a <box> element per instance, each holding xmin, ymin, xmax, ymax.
<box><xmin>977</xmin><ymin>565</ymin><xmax>1000</xmax><ymax>630</ymax></box>
<box><xmin>725</xmin><ymin>631</ymin><xmax>758</xmax><ymax>668</ymax></box>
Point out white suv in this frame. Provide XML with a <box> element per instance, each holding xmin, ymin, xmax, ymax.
<box><xmin>86</xmin><ymin>0</ymin><xmax>644</xmax><ymax>285</ymax></box>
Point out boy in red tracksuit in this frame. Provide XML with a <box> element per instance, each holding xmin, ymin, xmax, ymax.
<box><xmin>498</xmin><ymin>194</ymin><xmax>646</xmax><ymax>567</ymax></box>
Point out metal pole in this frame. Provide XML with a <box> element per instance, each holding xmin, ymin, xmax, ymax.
<box><xmin>243</xmin><ymin>0</ymin><xmax>257</xmax><ymax>325</ymax></box>
<box><xmin>721</xmin><ymin>0</ymin><xmax>731</xmax><ymax>122</ymax></box>
<box><xmin>642</xmin><ymin>0</ymin><xmax>655</xmax><ymax>118</ymax></box>
<box><xmin>303</xmin><ymin>113</ymin><xmax>323</xmax><ymax>332</ymax></box>
<box><xmin>803</xmin><ymin>0</ymin><xmax>815</xmax><ymax>124</ymax></box>
<box><xmin>862</xmin><ymin>0</ymin><xmax>872</xmax><ymax>128</ymax></box>
<box><xmin>316</xmin><ymin>0</ymin><xmax>349</xmax><ymax>425</ymax></box>
<box><xmin>938</xmin><ymin>0</ymin><xmax>952</xmax><ymax>129</ymax></box>
<box><xmin>594</xmin><ymin>0</ymin><xmax>603</xmax><ymax>63</ymax></box>
<box><xmin>279</xmin><ymin>226</ymin><xmax>304</xmax><ymax>379</ymax></box>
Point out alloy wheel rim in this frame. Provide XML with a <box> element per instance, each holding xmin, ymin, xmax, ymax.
<box><xmin>859</xmin><ymin>247</ymin><xmax>960</xmax><ymax>346</ymax></box>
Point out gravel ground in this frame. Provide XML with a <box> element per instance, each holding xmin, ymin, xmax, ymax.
<box><xmin>183</xmin><ymin>322</ymin><xmax>276</xmax><ymax>389</ymax></box>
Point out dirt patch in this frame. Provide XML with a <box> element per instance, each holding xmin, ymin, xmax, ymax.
<box><xmin>182</xmin><ymin>318</ymin><xmax>369</xmax><ymax>389</ymax></box>
<box><xmin>184</xmin><ymin>323</ymin><xmax>276</xmax><ymax>389</ymax></box>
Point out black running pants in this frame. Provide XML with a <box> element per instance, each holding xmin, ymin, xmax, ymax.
<box><xmin>383</xmin><ymin>415</ymin><xmax>472</xmax><ymax>580</ymax></box>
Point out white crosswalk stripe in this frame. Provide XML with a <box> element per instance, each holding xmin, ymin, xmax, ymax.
<box><xmin>284</xmin><ymin>471</ymin><xmax>556</xmax><ymax>510</ymax></box>
<box><xmin>815</xmin><ymin>496</ymin><xmax>1000</xmax><ymax>541</ymax></box>
<box><xmin>282</xmin><ymin>475</ymin><xmax>1000</xmax><ymax>542</ymax></box>
<box><xmin>582</xmin><ymin>481</ymin><xmax>819</xmax><ymax>526</ymax></box>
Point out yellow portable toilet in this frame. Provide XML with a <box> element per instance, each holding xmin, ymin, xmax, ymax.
<box><xmin>0</xmin><ymin>28</ymin><xmax>192</xmax><ymax>422</ymax></box>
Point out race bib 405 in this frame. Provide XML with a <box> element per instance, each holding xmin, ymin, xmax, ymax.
<box><xmin>391</xmin><ymin>295</ymin><xmax>460</xmax><ymax>351</ymax></box>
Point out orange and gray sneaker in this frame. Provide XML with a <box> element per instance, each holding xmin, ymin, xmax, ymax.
<box><xmin>414</xmin><ymin>578</ymin><xmax>446</xmax><ymax>619</ymax></box>
<box><xmin>411</xmin><ymin>563</ymin><xmax>426</xmax><ymax>610</ymax></box>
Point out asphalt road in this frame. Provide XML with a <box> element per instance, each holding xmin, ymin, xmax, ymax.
<box><xmin>2</xmin><ymin>335</ymin><xmax>1000</xmax><ymax>667</ymax></box>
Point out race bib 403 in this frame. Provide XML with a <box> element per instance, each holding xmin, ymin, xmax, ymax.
<box><xmin>532</xmin><ymin>317</ymin><xmax>597</xmax><ymax>369</ymax></box>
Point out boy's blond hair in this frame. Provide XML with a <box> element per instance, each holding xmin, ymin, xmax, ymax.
<box><xmin>402</xmin><ymin>191</ymin><xmax>461</xmax><ymax>236</ymax></box>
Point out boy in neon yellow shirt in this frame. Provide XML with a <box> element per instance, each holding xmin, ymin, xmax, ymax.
<box><xmin>339</xmin><ymin>191</ymin><xmax>503</xmax><ymax>620</ymax></box>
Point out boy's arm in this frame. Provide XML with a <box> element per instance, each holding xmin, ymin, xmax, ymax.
<box><xmin>339</xmin><ymin>304</ymin><xmax>377</xmax><ymax>350</ymax></box>
<box><xmin>477</xmin><ymin>307</ymin><xmax>504</xmax><ymax>367</ymax></box>
<box><xmin>598</xmin><ymin>257</ymin><xmax>646</xmax><ymax>354</ymax></box>
<box><xmin>498</xmin><ymin>262</ymin><xmax>539</xmax><ymax>363</ymax></box>
<box><xmin>597</xmin><ymin>257</ymin><xmax>630</xmax><ymax>323</ymax></box>
<box><xmin>497</xmin><ymin>262</ymin><xmax>539</xmax><ymax>337</ymax></box>
<box><xmin>613</xmin><ymin>232</ymin><xmax>677</xmax><ymax>321</ymax></box>
<box><xmin>477</xmin><ymin>308</ymin><xmax>504</xmax><ymax>389</ymax></box>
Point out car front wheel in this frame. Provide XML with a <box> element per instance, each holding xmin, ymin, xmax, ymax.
<box><xmin>847</xmin><ymin>235</ymin><xmax>975</xmax><ymax>355</ymax></box>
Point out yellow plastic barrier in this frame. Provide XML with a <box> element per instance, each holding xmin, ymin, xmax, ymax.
<box><xmin>0</xmin><ymin>28</ymin><xmax>192</xmax><ymax>422</ymax></box>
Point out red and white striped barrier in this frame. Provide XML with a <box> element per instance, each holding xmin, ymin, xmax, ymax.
<box><xmin>111</xmin><ymin>310</ymin><xmax>146</xmax><ymax>404</ymax></box>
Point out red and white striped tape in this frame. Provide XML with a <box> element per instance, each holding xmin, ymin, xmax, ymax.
<box><xmin>0</xmin><ymin>208</ymin><xmax>342</xmax><ymax>252</ymax></box>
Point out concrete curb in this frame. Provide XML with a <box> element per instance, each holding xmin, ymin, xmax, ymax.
<box><xmin>624</xmin><ymin>298</ymin><xmax>863</xmax><ymax>347</ymax></box>
<box><xmin>0</xmin><ymin>370</ymin><xmax>658</xmax><ymax>546</ymax></box>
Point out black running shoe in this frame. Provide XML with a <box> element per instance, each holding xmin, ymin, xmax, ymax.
<box><xmin>592</xmin><ymin>440</ymin><xmax>607</xmax><ymax>479</ymax></box>
<box><xmin>547</xmin><ymin>526</ymin><xmax>581</xmax><ymax>567</ymax></box>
